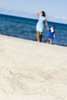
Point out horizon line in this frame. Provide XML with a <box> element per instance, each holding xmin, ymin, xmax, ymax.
<box><xmin>0</xmin><ymin>11</ymin><xmax>67</xmax><ymax>25</ymax></box>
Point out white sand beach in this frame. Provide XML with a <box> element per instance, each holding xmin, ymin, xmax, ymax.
<box><xmin>0</xmin><ymin>34</ymin><xmax>67</xmax><ymax>100</ymax></box>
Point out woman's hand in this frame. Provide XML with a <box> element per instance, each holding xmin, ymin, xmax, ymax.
<box><xmin>36</xmin><ymin>12</ymin><xmax>41</xmax><ymax>16</ymax></box>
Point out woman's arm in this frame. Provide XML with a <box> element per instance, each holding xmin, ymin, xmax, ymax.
<box><xmin>36</xmin><ymin>11</ymin><xmax>41</xmax><ymax>16</ymax></box>
<box><xmin>45</xmin><ymin>20</ymin><xmax>49</xmax><ymax>30</ymax></box>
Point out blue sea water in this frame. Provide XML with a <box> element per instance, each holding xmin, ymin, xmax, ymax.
<box><xmin>0</xmin><ymin>14</ymin><xmax>67</xmax><ymax>46</ymax></box>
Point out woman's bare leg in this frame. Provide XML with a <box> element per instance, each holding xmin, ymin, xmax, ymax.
<box><xmin>37</xmin><ymin>32</ymin><xmax>40</xmax><ymax>42</ymax></box>
<box><xmin>37</xmin><ymin>32</ymin><xmax>42</xmax><ymax>42</ymax></box>
<box><xmin>40</xmin><ymin>32</ymin><xmax>42</xmax><ymax>42</ymax></box>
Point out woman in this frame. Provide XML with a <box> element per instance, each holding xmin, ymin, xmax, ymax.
<box><xmin>36</xmin><ymin>11</ymin><xmax>47</xmax><ymax>42</ymax></box>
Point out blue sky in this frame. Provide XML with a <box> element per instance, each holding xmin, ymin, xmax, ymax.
<box><xmin>0</xmin><ymin>0</ymin><xmax>67</xmax><ymax>24</ymax></box>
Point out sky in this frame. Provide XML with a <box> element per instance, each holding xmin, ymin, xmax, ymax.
<box><xmin>0</xmin><ymin>0</ymin><xmax>67</xmax><ymax>24</ymax></box>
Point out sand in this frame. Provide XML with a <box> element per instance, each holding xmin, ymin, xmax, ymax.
<box><xmin>0</xmin><ymin>34</ymin><xmax>67</xmax><ymax>100</ymax></box>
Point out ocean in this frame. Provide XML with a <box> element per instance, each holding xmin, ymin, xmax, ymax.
<box><xmin>0</xmin><ymin>14</ymin><xmax>67</xmax><ymax>46</ymax></box>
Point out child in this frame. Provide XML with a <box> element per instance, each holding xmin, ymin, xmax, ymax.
<box><xmin>45</xmin><ymin>22</ymin><xmax>55</xmax><ymax>44</ymax></box>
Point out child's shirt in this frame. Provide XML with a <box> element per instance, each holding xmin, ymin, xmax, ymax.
<box><xmin>48</xmin><ymin>27</ymin><xmax>55</xmax><ymax>39</ymax></box>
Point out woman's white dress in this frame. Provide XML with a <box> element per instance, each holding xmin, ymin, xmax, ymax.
<box><xmin>36</xmin><ymin>16</ymin><xmax>46</xmax><ymax>32</ymax></box>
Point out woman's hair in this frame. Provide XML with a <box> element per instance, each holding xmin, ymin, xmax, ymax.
<box><xmin>41</xmin><ymin>11</ymin><xmax>46</xmax><ymax>17</ymax></box>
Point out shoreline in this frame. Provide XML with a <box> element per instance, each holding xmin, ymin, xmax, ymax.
<box><xmin>0</xmin><ymin>34</ymin><xmax>67</xmax><ymax>47</ymax></box>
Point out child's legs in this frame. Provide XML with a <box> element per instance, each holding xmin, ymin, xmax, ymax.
<box><xmin>50</xmin><ymin>39</ymin><xmax>52</xmax><ymax>44</ymax></box>
<box><xmin>47</xmin><ymin>38</ymin><xmax>52</xmax><ymax>44</ymax></box>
